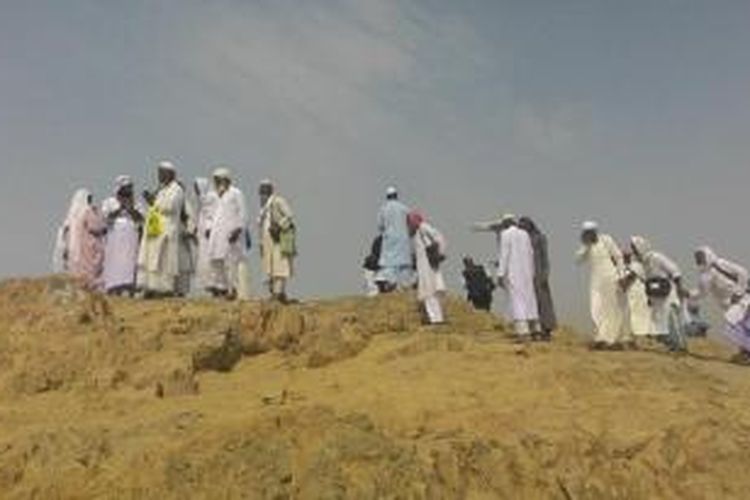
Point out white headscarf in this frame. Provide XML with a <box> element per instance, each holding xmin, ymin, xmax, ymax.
<box><xmin>158</xmin><ymin>160</ymin><xmax>176</xmax><ymax>172</ymax></box>
<box><xmin>695</xmin><ymin>246</ymin><xmax>717</xmax><ymax>272</ymax></box>
<box><xmin>53</xmin><ymin>189</ymin><xmax>92</xmax><ymax>273</ymax></box>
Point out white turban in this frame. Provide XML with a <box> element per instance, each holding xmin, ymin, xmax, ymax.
<box><xmin>212</xmin><ymin>167</ymin><xmax>232</xmax><ymax>180</ymax></box>
<box><xmin>158</xmin><ymin>160</ymin><xmax>176</xmax><ymax>172</ymax></box>
<box><xmin>581</xmin><ymin>221</ymin><xmax>598</xmax><ymax>232</ymax></box>
<box><xmin>386</xmin><ymin>186</ymin><xmax>398</xmax><ymax>197</ymax></box>
<box><xmin>114</xmin><ymin>175</ymin><xmax>132</xmax><ymax>193</ymax></box>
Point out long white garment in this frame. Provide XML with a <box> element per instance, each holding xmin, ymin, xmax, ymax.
<box><xmin>208</xmin><ymin>185</ymin><xmax>248</xmax><ymax>293</ymax></box>
<box><xmin>259</xmin><ymin>194</ymin><xmax>294</xmax><ymax>279</ymax></box>
<box><xmin>137</xmin><ymin>181</ymin><xmax>185</xmax><ymax>293</ymax></box>
<box><xmin>101</xmin><ymin>197</ymin><xmax>141</xmax><ymax>291</ymax></box>
<box><xmin>194</xmin><ymin>179</ymin><xmax>219</xmax><ymax>292</ymax></box>
<box><xmin>53</xmin><ymin>189</ymin><xmax>91</xmax><ymax>273</ymax></box>
<box><xmin>413</xmin><ymin>222</ymin><xmax>447</xmax><ymax>301</ymax></box>
<box><xmin>577</xmin><ymin>234</ymin><xmax>629</xmax><ymax>344</ymax></box>
<box><xmin>177</xmin><ymin>189</ymin><xmax>197</xmax><ymax>295</ymax></box>
<box><xmin>497</xmin><ymin>226</ymin><xmax>539</xmax><ymax>321</ymax></box>
<box><xmin>631</xmin><ymin>237</ymin><xmax>683</xmax><ymax>337</ymax></box>
<box><xmin>695</xmin><ymin>246</ymin><xmax>749</xmax><ymax>311</ymax></box>
<box><xmin>626</xmin><ymin>261</ymin><xmax>653</xmax><ymax>336</ymax></box>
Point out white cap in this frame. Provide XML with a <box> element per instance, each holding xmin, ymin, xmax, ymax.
<box><xmin>212</xmin><ymin>166</ymin><xmax>232</xmax><ymax>180</ymax></box>
<box><xmin>114</xmin><ymin>175</ymin><xmax>132</xmax><ymax>191</ymax></box>
<box><xmin>386</xmin><ymin>186</ymin><xmax>398</xmax><ymax>196</ymax></box>
<box><xmin>500</xmin><ymin>213</ymin><xmax>516</xmax><ymax>223</ymax></box>
<box><xmin>157</xmin><ymin>160</ymin><xmax>176</xmax><ymax>172</ymax></box>
<box><xmin>582</xmin><ymin>220</ymin><xmax>599</xmax><ymax>231</ymax></box>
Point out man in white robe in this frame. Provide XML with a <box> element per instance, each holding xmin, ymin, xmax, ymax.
<box><xmin>408</xmin><ymin>211</ymin><xmax>447</xmax><ymax>324</ymax></box>
<box><xmin>101</xmin><ymin>175</ymin><xmax>143</xmax><ymax>296</ymax></box>
<box><xmin>258</xmin><ymin>180</ymin><xmax>295</xmax><ymax>302</ymax></box>
<box><xmin>496</xmin><ymin>215</ymin><xmax>540</xmax><ymax>339</ymax></box>
<box><xmin>137</xmin><ymin>160</ymin><xmax>186</xmax><ymax>298</ymax></box>
<box><xmin>207</xmin><ymin>167</ymin><xmax>250</xmax><ymax>300</ymax></box>
<box><xmin>576</xmin><ymin>221</ymin><xmax>630</xmax><ymax>349</ymax></box>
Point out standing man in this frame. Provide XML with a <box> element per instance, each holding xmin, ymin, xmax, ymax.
<box><xmin>207</xmin><ymin>167</ymin><xmax>250</xmax><ymax>300</ymax></box>
<box><xmin>193</xmin><ymin>178</ymin><xmax>219</xmax><ymax>293</ymax></box>
<box><xmin>101</xmin><ymin>175</ymin><xmax>143</xmax><ymax>296</ymax></box>
<box><xmin>497</xmin><ymin>215</ymin><xmax>540</xmax><ymax>341</ymax></box>
<box><xmin>576</xmin><ymin>221</ymin><xmax>630</xmax><ymax>350</ymax></box>
<box><xmin>376</xmin><ymin>186</ymin><xmax>413</xmax><ymax>292</ymax></box>
<box><xmin>622</xmin><ymin>248</ymin><xmax>654</xmax><ymax>338</ymax></box>
<box><xmin>518</xmin><ymin>217</ymin><xmax>557</xmax><ymax>341</ymax></box>
<box><xmin>137</xmin><ymin>160</ymin><xmax>186</xmax><ymax>298</ymax></box>
<box><xmin>258</xmin><ymin>180</ymin><xmax>295</xmax><ymax>303</ymax></box>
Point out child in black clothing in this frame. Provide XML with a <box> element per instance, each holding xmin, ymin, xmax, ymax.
<box><xmin>462</xmin><ymin>256</ymin><xmax>495</xmax><ymax>311</ymax></box>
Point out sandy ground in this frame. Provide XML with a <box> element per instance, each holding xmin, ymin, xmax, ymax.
<box><xmin>1</xmin><ymin>277</ymin><xmax>750</xmax><ymax>499</ymax></box>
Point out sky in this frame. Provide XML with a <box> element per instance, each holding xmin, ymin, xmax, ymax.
<box><xmin>1</xmin><ymin>0</ymin><xmax>749</xmax><ymax>327</ymax></box>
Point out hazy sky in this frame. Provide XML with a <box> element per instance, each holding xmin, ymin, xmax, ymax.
<box><xmin>1</xmin><ymin>0</ymin><xmax>749</xmax><ymax>326</ymax></box>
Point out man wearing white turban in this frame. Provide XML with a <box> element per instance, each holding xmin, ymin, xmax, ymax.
<box><xmin>101</xmin><ymin>176</ymin><xmax>144</xmax><ymax>295</ymax></box>
<box><xmin>630</xmin><ymin>236</ymin><xmax>687</xmax><ymax>352</ymax></box>
<box><xmin>137</xmin><ymin>160</ymin><xmax>186</xmax><ymax>298</ymax></box>
<box><xmin>576</xmin><ymin>222</ymin><xmax>631</xmax><ymax>349</ymax></box>
<box><xmin>207</xmin><ymin>167</ymin><xmax>250</xmax><ymax>299</ymax></box>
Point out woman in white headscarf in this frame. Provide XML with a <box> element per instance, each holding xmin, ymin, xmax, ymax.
<box><xmin>193</xmin><ymin>177</ymin><xmax>220</xmax><ymax>293</ymax></box>
<box><xmin>693</xmin><ymin>246</ymin><xmax>750</xmax><ymax>362</ymax></box>
<box><xmin>101</xmin><ymin>176</ymin><xmax>143</xmax><ymax>295</ymax></box>
<box><xmin>630</xmin><ymin>236</ymin><xmax>687</xmax><ymax>352</ymax></box>
<box><xmin>576</xmin><ymin>221</ymin><xmax>630</xmax><ymax>349</ymax></box>
<box><xmin>53</xmin><ymin>189</ymin><xmax>106</xmax><ymax>289</ymax></box>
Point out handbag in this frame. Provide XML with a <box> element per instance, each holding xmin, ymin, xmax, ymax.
<box><xmin>280</xmin><ymin>224</ymin><xmax>297</xmax><ymax>258</ymax></box>
<box><xmin>645</xmin><ymin>276</ymin><xmax>672</xmax><ymax>299</ymax></box>
<box><xmin>145</xmin><ymin>206</ymin><xmax>164</xmax><ymax>238</ymax></box>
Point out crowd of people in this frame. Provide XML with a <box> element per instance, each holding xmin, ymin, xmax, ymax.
<box><xmin>53</xmin><ymin>171</ymin><xmax>750</xmax><ymax>362</ymax></box>
<box><xmin>53</xmin><ymin>161</ymin><xmax>296</xmax><ymax>302</ymax></box>
<box><xmin>576</xmin><ymin>222</ymin><xmax>750</xmax><ymax>362</ymax></box>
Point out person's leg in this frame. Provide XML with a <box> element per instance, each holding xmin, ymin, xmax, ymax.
<box><xmin>423</xmin><ymin>295</ymin><xmax>444</xmax><ymax>324</ymax></box>
<box><xmin>272</xmin><ymin>277</ymin><xmax>288</xmax><ymax>302</ymax></box>
<box><xmin>514</xmin><ymin>320</ymin><xmax>531</xmax><ymax>341</ymax></box>
<box><xmin>236</xmin><ymin>258</ymin><xmax>251</xmax><ymax>301</ymax></box>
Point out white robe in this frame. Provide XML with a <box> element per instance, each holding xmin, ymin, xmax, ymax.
<box><xmin>208</xmin><ymin>186</ymin><xmax>249</xmax><ymax>295</ymax></box>
<box><xmin>626</xmin><ymin>261</ymin><xmax>653</xmax><ymax>336</ymax></box>
<box><xmin>497</xmin><ymin>226</ymin><xmax>539</xmax><ymax>321</ymax></box>
<box><xmin>101</xmin><ymin>197</ymin><xmax>141</xmax><ymax>291</ymax></box>
<box><xmin>695</xmin><ymin>247</ymin><xmax>748</xmax><ymax>311</ymax></box>
<box><xmin>195</xmin><ymin>185</ymin><xmax>219</xmax><ymax>292</ymax></box>
<box><xmin>413</xmin><ymin>222</ymin><xmax>447</xmax><ymax>302</ymax></box>
<box><xmin>577</xmin><ymin>234</ymin><xmax>629</xmax><ymax>344</ymax></box>
<box><xmin>137</xmin><ymin>181</ymin><xmax>184</xmax><ymax>293</ymax></box>
<box><xmin>641</xmin><ymin>249</ymin><xmax>683</xmax><ymax>336</ymax></box>
<box><xmin>259</xmin><ymin>194</ymin><xmax>294</xmax><ymax>279</ymax></box>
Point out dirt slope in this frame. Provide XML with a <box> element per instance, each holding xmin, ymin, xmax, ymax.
<box><xmin>1</xmin><ymin>277</ymin><xmax>750</xmax><ymax>499</ymax></box>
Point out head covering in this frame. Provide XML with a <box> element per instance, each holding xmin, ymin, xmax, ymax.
<box><xmin>386</xmin><ymin>186</ymin><xmax>398</xmax><ymax>197</ymax></box>
<box><xmin>157</xmin><ymin>160</ymin><xmax>176</xmax><ymax>172</ymax></box>
<box><xmin>630</xmin><ymin>235</ymin><xmax>652</xmax><ymax>259</ymax></box>
<box><xmin>114</xmin><ymin>175</ymin><xmax>133</xmax><ymax>194</ymax></box>
<box><xmin>407</xmin><ymin>210</ymin><xmax>425</xmax><ymax>231</ymax></box>
<box><xmin>212</xmin><ymin>167</ymin><xmax>232</xmax><ymax>180</ymax></box>
<box><xmin>581</xmin><ymin>221</ymin><xmax>598</xmax><ymax>232</ymax></box>
<box><xmin>53</xmin><ymin>189</ymin><xmax>92</xmax><ymax>273</ymax></box>
<box><xmin>695</xmin><ymin>246</ymin><xmax>717</xmax><ymax>271</ymax></box>
<box><xmin>500</xmin><ymin>213</ymin><xmax>516</xmax><ymax>223</ymax></box>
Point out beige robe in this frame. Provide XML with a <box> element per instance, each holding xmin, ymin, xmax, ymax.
<box><xmin>259</xmin><ymin>194</ymin><xmax>294</xmax><ymax>279</ymax></box>
<box><xmin>137</xmin><ymin>181</ymin><xmax>185</xmax><ymax>293</ymax></box>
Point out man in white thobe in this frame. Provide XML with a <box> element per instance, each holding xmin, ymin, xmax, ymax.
<box><xmin>193</xmin><ymin>177</ymin><xmax>219</xmax><ymax>293</ymax></box>
<box><xmin>137</xmin><ymin>160</ymin><xmax>186</xmax><ymax>298</ymax></box>
<box><xmin>576</xmin><ymin>221</ymin><xmax>631</xmax><ymax>349</ymax></box>
<box><xmin>258</xmin><ymin>180</ymin><xmax>295</xmax><ymax>302</ymax></box>
<box><xmin>623</xmin><ymin>248</ymin><xmax>654</xmax><ymax>337</ymax></box>
<box><xmin>408</xmin><ymin>211</ymin><xmax>447</xmax><ymax>324</ymax></box>
<box><xmin>101</xmin><ymin>175</ymin><xmax>143</xmax><ymax>295</ymax></box>
<box><xmin>207</xmin><ymin>167</ymin><xmax>250</xmax><ymax>300</ymax></box>
<box><xmin>496</xmin><ymin>215</ymin><xmax>540</xmax><ymax>339</ymax></box>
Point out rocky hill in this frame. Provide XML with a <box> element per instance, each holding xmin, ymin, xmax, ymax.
<box><xmin>1</xmin><ymin>277</ymin><xmax>750</xmax><ymax>499</ymax></box>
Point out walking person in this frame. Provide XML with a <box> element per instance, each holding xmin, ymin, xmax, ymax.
<box><xmin>408</xmin><ymin>211</ymin><xmax>447</xmax><ymax>325</ymax></box>
<box><xmin>376</xmin><ymin>187</ymin><xmax>413</xmax><ymax>292</ymax></box>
